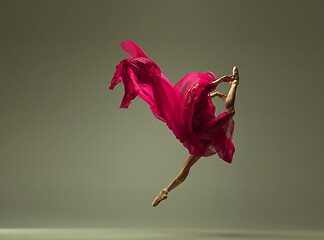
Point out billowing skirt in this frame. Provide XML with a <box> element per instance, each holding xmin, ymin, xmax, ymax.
<box><xmin>109</xmin><ymin>41</ymin><xmax>235</xmax><ymax>163</ymax></box>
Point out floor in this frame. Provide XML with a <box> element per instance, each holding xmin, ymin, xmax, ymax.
<box><xmin>0</xmin><ymin>228</ymin><xmax>323</xmax><ymax>240</ymax></box>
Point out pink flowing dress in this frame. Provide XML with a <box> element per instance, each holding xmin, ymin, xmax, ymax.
<box><xmin>109</xmin><ymin>41</ymin><xmax>235</xmax><ymax>163</ymax></box>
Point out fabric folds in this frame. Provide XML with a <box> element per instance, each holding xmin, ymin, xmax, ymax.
<box><xmin>109</xmin><ymin>41</ymin><xmax>235</xmax><ymax>163</ymax></box>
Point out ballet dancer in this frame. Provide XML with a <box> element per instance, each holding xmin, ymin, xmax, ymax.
<box><xmin>109</xmin><ymin>41</ymin><xmax>239</xmax><ymax>207</ymax></box>
<box><xmin>151</xmin><ymin>68</ymin><xmax>238</xmax><ymax>207</ymax></box>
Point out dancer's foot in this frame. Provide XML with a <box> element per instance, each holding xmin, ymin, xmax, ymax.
<box><xmin>152</xmin><ymin>188</ymin><xmax>168</xmax><ymax>207</ymax></box>
<box><xmin>231</xmin><ymin>66</ymin><xmax>239</xmax><ymax>85</ymax></box>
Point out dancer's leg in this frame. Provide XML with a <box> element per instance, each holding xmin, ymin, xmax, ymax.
<box><xmin>200</xmin><ymin>66</ymin><xmax>239</xmax><ymax>139</ymax></box>
<box><xmin>152</xmin><ymin>154</ymin><xmax>201</xmax><ymax>207</ymax></box>
<box><xmin>225</xmin><ymin>66</ymin><xmax>239</xmax><ymax>118</ymax></box>
<box><xmin>166</xmin><ymin>154</ymin><xmax>201</xmax><ymax>192</ymax></box>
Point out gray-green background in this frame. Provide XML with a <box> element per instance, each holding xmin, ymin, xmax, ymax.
<box><xmin>1</xmin><ymin>0</ymin><xmax>323</xmax><ymax>230</ymax></box>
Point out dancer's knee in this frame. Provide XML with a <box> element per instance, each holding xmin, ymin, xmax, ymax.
<box><xmin>226</xmin><ymin>107</ymin><xmax>235</xmax><ymax>118</ymax></box>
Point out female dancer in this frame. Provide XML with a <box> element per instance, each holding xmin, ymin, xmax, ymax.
<box><xmin>109</xmin><ymin>41</ymin><xmax>239</xmax><ymax>207</ymax></box>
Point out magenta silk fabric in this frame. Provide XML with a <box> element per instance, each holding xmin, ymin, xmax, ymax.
<box><xmin>109</xmin><ymin>41</ymin><xmax>235</xmax><ymax>163</ymax></box>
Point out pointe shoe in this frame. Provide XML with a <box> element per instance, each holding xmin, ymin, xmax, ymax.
<box><xmin>152</xmin><ymin>188</ymin><xmax>168</xmax><ymax>207</ymax></box>
<box><xmin>231</xmin><ymin>66</ymin><xmax>239</xmax><ymax>85</ymax></box>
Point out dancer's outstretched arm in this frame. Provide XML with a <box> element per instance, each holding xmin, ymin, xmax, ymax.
<box><xmin>212</xmin><ymin>74</ymin><xmax>235</xmax><ymax>86</ymax></box>
<box><xmin>210</xmin><ymin>91</ymin><xmax>227</xmax><ymax>100</ymax></box>
<box><xmin>210</xmin><ymin>74</ymin><xmax>234</xmax><ymax>100</ymax></box>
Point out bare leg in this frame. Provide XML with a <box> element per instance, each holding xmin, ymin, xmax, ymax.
<box><xmin>152</xmin><ymin>154</ymin><xmax>201</xmax><ymax>207</ymax></box>
<box><xmin>166</xmin><ymin>154</ymin><xmax>201</xmax><ymax>192</ymax></box>
<box><xmin>204</xmin><ymin>66</ymin><xmax>239</xmax><ymax>138</ymax></box>
<box><xmin>225</xmin><ymin>66</ymin><xmax>239</xmax><ymax>118</ymax></box>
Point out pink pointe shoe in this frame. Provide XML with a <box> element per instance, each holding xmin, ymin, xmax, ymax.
<box><xmin>152</xmin><ymin>188</ymin><xmax>168</xmax><ymax>207</ymax></box>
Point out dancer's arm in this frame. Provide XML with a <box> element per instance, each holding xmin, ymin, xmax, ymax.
<box><xmin>210</xmin><ymin>92</ymin><xmax>227</xmax><ymax>100</ymax></box>
<box><xmin>212</xmin><ymin>75</ymin><xmax>235</xmax><ymax>86</ymax></box>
